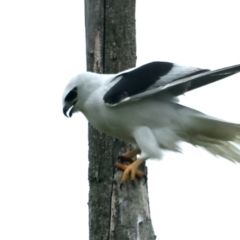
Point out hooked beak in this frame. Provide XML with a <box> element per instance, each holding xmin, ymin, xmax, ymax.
<box><xmin>63</xmin><ymin>104</ymin><xmax>75</xmax><ymax>118</ymax></box>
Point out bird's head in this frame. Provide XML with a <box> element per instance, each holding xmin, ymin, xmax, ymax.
<box><xmin>62</xmin><ymin>74</ymin><xmax>86</xmax><ymax>118</ymax></box>
<box><xmin>62</xmin><ymin>72</ymin><xmax>102</xmax><ymax>118</ymax></box>
<box><xmin>62</xmin><ymin>86</ymin><xmax>78</xmax><ymax>118</ymax></box>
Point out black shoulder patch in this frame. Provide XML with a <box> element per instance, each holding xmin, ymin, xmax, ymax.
<box><xmin>103</xmin><ymin>61</ymin><xmax>173</xmax><ymax>104</ymax></box>
<box><xmin>64</xmin><ymin>87</ymin><xmax>78</xmax><ymax>102</ymax></box>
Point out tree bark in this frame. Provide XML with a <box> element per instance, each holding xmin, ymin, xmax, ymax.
<box><xmin>85</xmin><ymin>1</ymin><xmax>156</xmax><ymax>239</ymax></box>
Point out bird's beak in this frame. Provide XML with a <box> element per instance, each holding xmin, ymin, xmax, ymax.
<box><xmin>63</xmin><ymin>104</ymin><xmax>75</xmax><ymax>118</ymax></box>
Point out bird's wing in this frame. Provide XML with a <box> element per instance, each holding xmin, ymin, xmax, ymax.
<box><xmin>103</xmin><ymin>61</ymin><xmax>240</xmax><ymax>106</ymax></box>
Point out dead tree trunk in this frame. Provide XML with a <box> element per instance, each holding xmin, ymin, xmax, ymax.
<box><xmin>85</xmin><ymin>1</ymin><xmax>156</xmax><ymax>239</ymax></box>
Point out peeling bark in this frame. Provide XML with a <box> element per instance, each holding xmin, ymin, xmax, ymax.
<box><xmin>85</xmin><ymin>1</ymin><xmax>156</xmax><ymax>239</ymax></box>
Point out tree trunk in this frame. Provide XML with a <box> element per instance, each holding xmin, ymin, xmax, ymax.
<box><xmin>85</xmin><ymin>1</ymin><xmax>156</xmax><ymax>239</ymax></box>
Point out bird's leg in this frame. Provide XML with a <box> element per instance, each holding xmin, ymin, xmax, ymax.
<box><xmin>116</xmin><ymin>149</ymin><xmax>145</xmax><ymax>185</ymax></box>
<box><xmin>117</xmin><ymin>149</ymin><xmax>140</xmax><ymax>171</ymax></box>
<box><xmin>118</xmin><ymin>149</ymin><xmax>141</xmax><ymax>163</ymax></box>
<box><xmin>119</xmin><ymin>158</ymin><xmax>145</xmax><ymax>185</ymax></box>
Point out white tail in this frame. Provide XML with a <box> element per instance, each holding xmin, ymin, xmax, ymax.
<box><xmin>184</xmin><ymin>114</ymin><xmax>240</xmax><ymax>163</ymax></box>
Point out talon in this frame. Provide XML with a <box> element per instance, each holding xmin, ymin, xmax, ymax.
<box><xmin>116</xmin><ymin>150</ymin><xmax>144</xmax><ymax>189</ymax></box>
<box><xmin>119</xmin><ymin>159</ymin><xmax>145</xmax><ymax>185</ymax></box>
<box><xmin>131</xmin><ymin>180</ymin><xmax>135</xmax><ymax>188</ymax></box>
<box><xmin>116</xmin><ymin>161</ymin><xmax>144</xmax><ymax>181</ymax></box>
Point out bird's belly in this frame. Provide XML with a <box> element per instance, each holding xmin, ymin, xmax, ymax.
<box><xmin>83</xmin><ymin>99</ymin><xmax>183</xmax><ymax>143</ymax></box>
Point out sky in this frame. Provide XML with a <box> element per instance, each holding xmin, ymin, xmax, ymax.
<box><xmin>1</xmin><ymin>0</ymin><xmax>240</xmax><ymax>239</ymax></box>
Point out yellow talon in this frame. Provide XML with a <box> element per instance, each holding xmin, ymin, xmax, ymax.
<box><xmin>117</xmin><ymin>159</ymin><xmax>145</xmax><ymax>184</ymax></box>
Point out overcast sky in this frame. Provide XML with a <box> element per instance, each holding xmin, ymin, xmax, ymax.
<box><xmin>1</xmin><ymin>0</ymin><xmax>240</xmax><ymax>239</ymax></box>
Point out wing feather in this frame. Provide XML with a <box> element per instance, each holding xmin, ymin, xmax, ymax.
<box><xmin>103</xmin><ymin>62</ymin><xmax>240</xmax><ymax>106</ymax></box>
<box><xmin>103</xmin><ymin>61</ymin><xmax>204</xmax><ymax>105</ymax></box>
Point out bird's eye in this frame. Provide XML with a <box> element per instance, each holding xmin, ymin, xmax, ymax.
<box><xmin>65</xmin><ymin>87</ymin><xmax>77</xmax><ymax>102</ymax></box>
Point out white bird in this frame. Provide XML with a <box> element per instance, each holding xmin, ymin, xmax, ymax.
<box><xmin>62</xmin><ymin>61</ymin><xmax>240</xmax><ymax>185</ymax></box>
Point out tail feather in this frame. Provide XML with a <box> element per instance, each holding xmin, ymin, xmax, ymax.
<box><xmin>185</xmin><ymin>114</ymin><xmax>240</xmax><ymax>163</ymax></box>
<box><xmin>202</xmin><ymin>142</ymin><xmax>240</xmax><ymax>163</ymax></box>
<box><xmin>198</xmin><ymin>139</ymin><xmax>240</xmax><ymax>163</ymax></box>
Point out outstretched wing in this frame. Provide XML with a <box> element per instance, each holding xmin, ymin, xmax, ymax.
<box><xmin>103</xmin><ymin>61</ymin><xmax>207</xmax><ymax>105</ymax></box>
<box><xmin>103</xmin><ymin>61</ymin><xmax>240</xmax><ymax>106</ymax></box>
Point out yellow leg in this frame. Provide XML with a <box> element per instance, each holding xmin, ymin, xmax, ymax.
<box><xmin>121</xmin><ymin>149</ymin><xmax>141</xmax><ymax>159</ymax></box>
<box><xmin>117</xmin><ymin>162</ymin><xmax>144</xmax><ymax>179</ymax></box>
<box><xmin>117</xmin><ymin>149</ymin><xmax>145</xmax><ymax>187</ymax></box>
<box><xmin>118</xmin><ymin>149</ymin><xmax>141</xmax><ymax>164</ymax></box>
<box><xmin>117</xmin><ymin>149</ymin><xmax>143</xmax><ymax>180</ymax></box>
<box><xmin>120</xmin><ymin>158</ymin><xmax>145</xmax><ymax>184</ymax></box>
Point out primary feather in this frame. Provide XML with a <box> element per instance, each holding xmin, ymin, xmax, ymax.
<box><xmin>62</xmin><ymin>61</ymin><xmax>240</xmax><ymax>164</ymax></box>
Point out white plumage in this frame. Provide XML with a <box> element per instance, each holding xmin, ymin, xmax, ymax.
<box><xmin>62</xmin><ymin>61</ymin><xmax>240</xmax><ymax>182</ymax></box>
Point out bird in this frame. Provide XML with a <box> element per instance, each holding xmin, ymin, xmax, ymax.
<box><xmin>62</xmin><ymin>61</ymin><xmax>240</xmax><ymax>186</ymax></box>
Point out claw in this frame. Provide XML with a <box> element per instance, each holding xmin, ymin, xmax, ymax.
<box><xmin>116</xmin><ymin>162</ymin><xmax>144</xmax><ymax>180</ymax></box>
<box><xmin>116</xmin><ymin>151</ymin><xmax>145</xmax><ymax>190</ymax></box>
<box><xmin>120</xmin><ymin>159</ymin><xmax>145</xmax><ymax>185</ymax></box>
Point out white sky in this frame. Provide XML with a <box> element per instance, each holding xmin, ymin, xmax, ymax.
<box><xmin>1</xmin><ymin>0</ymin><xmax>240</xmax><ymax>239</ymax></box>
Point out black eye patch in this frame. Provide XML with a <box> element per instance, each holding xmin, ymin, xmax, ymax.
<box><xmin>64</xmin><ymin>87</ymin><xmax>77</xmax><ymax>102</ymax></box>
